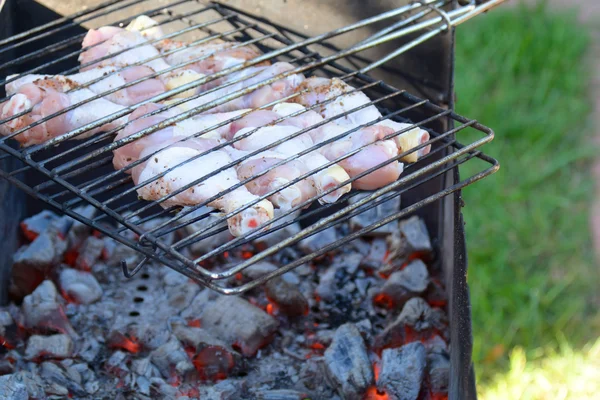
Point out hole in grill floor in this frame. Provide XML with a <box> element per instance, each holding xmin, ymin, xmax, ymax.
<box><xmin>133</xmin><ymin>297</ymin><xmax>144</xmax><ymax>303</ymax></box>
<box><xmin>141</xmin><ymin>273</ymin><xmax>150</xmax><ymax>279</ymax></box>
<box><xmin>137</xmin><ymin>285</ymin><xmax>148</xmax><ymax>292</ymax></box>
<box><xmin>129</xmin><ymin>311</ymin><xmax>140</xmax><ymax>317</ymax></box>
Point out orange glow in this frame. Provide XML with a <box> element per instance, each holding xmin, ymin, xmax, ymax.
<box><xmin>373</xmin><ymin>362</ymin><xmax>380</xmax><ymax>381</ymax></box>
<box><xmin>0</xmin><ymin>335</ymin><xmax>15</xmax><ymax>350</ymax></box>
<box><xmin>241</xmin><ymin>251</ymin><xmax>254</xmax><ymax>259</ymax></box>
<box><xmin>20</xmin><ymin>222</ymin><xmax>39</xmax><ymax>241</ymax></box>
<box><xmin>63</xmin><ymin>250</ymin><xmax>79</xmax><ymax>267</ymax></box>
<box><xmin>373</xmin><ymin>293</ymin><xmax>394</xmax><ymax>309</ymax></box>
<box><xmin>235</xmin><ymin>272</ymin><xmax>243</xmax><ymax>281</ymax></box>
<box><xmin>92</xmin><ymin>230</ymin><xmax>102</xmax><ymax>238</ymax></box>
<box><xmin>310</xmin><ymin>342</ymin><xmax>325</xmax><ymax>350</ymax></box>
<box><xmin>363</xmin><ymin>386</ymin><xmax>389</xmax><ymax>400</ymax></box>
<box><xmin>193</xmin><ymin>346</ymin><xmax>235</xmax><ymax>381</ymax></box>
<box><xmin>266</xmin><ymin>303</ymin><xmax>276</xmax><ymax>315</ymax></box>
<box><xmin>314</xmin><ymin>293</ymin><xmax>321</xmax><ymax>302</ymax></box>
<box><xmin>223</xmin><ymin>251</ymin><xmax>230</xmax><ymax>259</ymax></box>
<box><xmin>110</xmin><ymin>333</ymin><xmax>141</xmax><ymax>353</ymax></box>
<box><xmin>180</xmin><ymin>388</ymin><xmax>200</xmax><ymax>398</ymax></box>
<box><xmin>60</xmin><ymin>290</ymin><xmax>77</xmax><ymax>304</ymax></box>
<box><xmin>429</xmin><ymin>393</ymin><xmax>449</xmax><ymax>400</ymax></box>
<box><xmin>188</xmin><ymin>319</ymin><xmax>201</xmax><ymax>328</ymax></box>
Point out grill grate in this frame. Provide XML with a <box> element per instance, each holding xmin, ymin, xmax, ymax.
<box><xmin>0</xmin><ymin>0</ymin><xmax>502</xmax><ymax>294</ymax></box>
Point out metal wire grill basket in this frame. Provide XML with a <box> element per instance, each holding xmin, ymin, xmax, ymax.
<box><xmin>0</xmin><ymin>0</ymin><xmax>502</xmax><ymax>293</ymax></box>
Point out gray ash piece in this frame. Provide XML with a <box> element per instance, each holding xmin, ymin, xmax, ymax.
<box><xmin>0</xmin><ymin>212</ymin><xmax>450</xmax><ymax>399</ymax></box>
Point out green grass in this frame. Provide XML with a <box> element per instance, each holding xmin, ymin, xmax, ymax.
<box><xmin>453</xmin><ymin>0</ymin><xmax>600</xmax><ymax>386</ymax></box>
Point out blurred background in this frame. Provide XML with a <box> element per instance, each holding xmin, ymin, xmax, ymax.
<box><xmin>5</xmin><ymin>0</ymin><xmax>600</xmax><ymax>398</ymax></box>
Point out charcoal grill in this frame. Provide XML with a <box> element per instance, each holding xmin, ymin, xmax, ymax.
<box><xmin>0</xmin><ymin>0</ymin><xmax>503</xmax><ymax>397</ymax></box>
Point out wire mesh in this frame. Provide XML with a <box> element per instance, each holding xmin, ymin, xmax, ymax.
<box><xmin>0</xmin><ymin>0</ymin><xmax>501</xmax><ymax>293</ymax></box>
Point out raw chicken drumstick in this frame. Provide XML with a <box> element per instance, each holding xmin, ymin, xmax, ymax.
<box><xmin>112</xmin><ymin>103</ymin><xmax>274</xmax><ymax>236</ymax></box>
<box><xmin>230</xmin><ymin>104</ymin><xmax>402</xmax><ymax>191</ymax></box>
<box><xmin>295</xmin><ymin>77</ymin><xmax>431</xmax><ymax>163</ymax></box>
<box><xmin>5</xmin><ymin>66</ymin><xmax>166</xmax><ymax>106</ymax></box>
<box><xmin>0</xmin><ymin>82</ymin><xmax>127</xmax><ymax>147</ymax></box>
<box><xmin>131</xmin><ymin>139</ymin><xmax>274</xmax><ymax>237</ymax></box>
<box><xmin>113</xmin><ymin>103</ymin><xmax>249</xmax><ymax>171</ymax></box>
<box><xmin>230</xmin><ymin>122</ymin><xmax>352</xmax><ymax>207</ymax></box>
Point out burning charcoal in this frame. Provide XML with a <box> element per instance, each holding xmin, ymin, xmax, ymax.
<box><xmin>136</xmin><ymin>375</ymin><xmax>152</xmax><ymax>396</ymax></box>
<box><xmin>386</xmin><ymin>216</ymin><xmax>432</xmax><ymax>270</ymax></box>
<box><xmin>105</xmin><ymin>351</ymin><xmax>129</xmax><ymax>378</ymax></box>
<box><xmin>242</xmin><ymin>261</ymin><xmax>277</xmax><ymax>280</ymax></box>
<box><xmin>265</xmin><ymin>277</ymin><xmax>308</xmax><ymax>317</ymax></box>
<box><xmin>256</xmin><ymin>389</ymin><xmax>311</xmax><ymax>400</ymax></box>
<box><xmin>298</xmin><ymin>226</ymin><xmax>339</xmax><ymax>255</ymax></box>
<box><xmin>74</xmin><ymin>236</ymin><xmax>104</xmax><ymax>271</ymax></box>
<box><xmin>20</xmin><ymin>210</ymin><xmax>58</xmax><ymax>241</ymax></box>
<box><xmin>150</xmin><ymin>336</ymin><xmax>195</xmax><ymax>379</ymax></box>
<box><xmin>58</xmin><ymin>268</ymin><xmax>103</xmax><ymax>304</ymax></box>
<box><xmin>1</xmin><ymin>371</ymin><xmax>45</xmax><ymax>399</ymax></box>
<box><xmin>40</xmin><ymin>361</ymin><xmax>86</xmax><ymax>397</ymax></box>
<box><xmin>374</xmin><ymin>298</ymin><xmax>446</xmax><ymax>351</ymax></box>
<box><xmin>201</xmin><ymin>296</ymin><xmax>278</xmax><ymax>357</ymax></box>
<box><xmin>180</xmin><ymin>289</ymin><xmax>217</xmax><ymax>321</ymax></box>
<box><xmin>376</xmin><ymin>259</ymin><xmax>429</xmax><ymax>309</ymax></box>
<box><xmin>324</xmin><ymin>323</ymin><xmax>373</xmax><ymax>399</ymax></box>
<box><xmin>171</xmin><ymin>321</ymin><xmax>239</xmax><ymax>381</ymax></box>
<box><xmin>25</xmin><ymin>334</ymin><xmax>73</xmax><ymax>360</ymax></box>
<box><xmin>377</xmin><ymin>342</ymin><xmax>426</xmax><ymax>400</ymax></box>
<box><xmin>11</xmin><ymin>228</ymin><xmax>68</xmax><ymax>299</ymax></box>
<box><xmin>427</xmin><ymin>351</ymin><xmax>450</xmax><ymax>396</ymax></box>
<box><xmin>349</xmin><ymin>191</ymin><xmax>401</xmax><ymax>236</ymax></box>
<box><xmin>107</xmin><ymin>328</ymin><xmax>143</xmax><ymax>353</ymax></box>
<box><xmin>361</xmin><ymin>238</ymin><xmax>388</xmax><ymax>270</ymax></box>
<box><xmin>21</xmin><ymin>280</ymin><xmax>77</xmax><ymax>337</ymax></box>
<box><xmin>423</xmin><ymin>335</ymin><xmax>448</xmax><ymax>354</ymax></box>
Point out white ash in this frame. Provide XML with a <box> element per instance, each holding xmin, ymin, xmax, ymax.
<box><xmin>59</xmin><ymin>268</ymin><xmax>103</xmax><ymax>305</ymax></box>
<box><xmin>1</xmin><ymin>212</ymin><xmax>450</xmax><ymax>399</ymax></box>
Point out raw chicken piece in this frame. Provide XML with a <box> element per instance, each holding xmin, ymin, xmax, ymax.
<box><xmin>229</xmin><ymin>147</ymin><xmax>317</xmax><ymax>210</ymax></box>
<box><xmin>176</xmin><ymin>62</ymin><xmax>304</xmax><ymax>114</ymax></box>
<box><xmin>113</xmin><ymin>103</ymin><xmax>249</xmax><ymax>171</ymax></box>
<box><xmin>233</xmin><ymin>125</ymin><xmax>351</xmax><ymax>205</ymax></box>
<box><xmin>376</xmin><ymin>120</ymin><xmax>431</xmax><ymax>163</ymax></box>
<box><xmin>132</xmin><ymin>140</ymin><xmax>274</xmax><ymax>237</ymax></box>
<box><xmin>156</xmin><ymin>40</ymin><xmax>267</xmax><ymax>76</ymax></box>
<box><xmin>79</xmin><ymin>27</ymin><xmax>206</xmax><ymax>98</ymax></box>
<box><xmin>1</xmin><ymin>83</ymin><xmax>126</xmax><ymax>146</ymax></box>
<box><xmin>6</xmin><ymin>66</ymin><xmax>166</xmax><ymax>106</ymax></box>
<box><xmin>294</xmin><ymin>77</ymin><xmax>431</xmax><ymax>163</ymax></box>
<box><xmin>271</xmin><ymin>103</ymin><xmax>403</xmax><ymax>191</ymax></box>
<box><xmin>79</xmin><ymin>28</ymin><xmax>172</xmax><ymax>73</ymax></box>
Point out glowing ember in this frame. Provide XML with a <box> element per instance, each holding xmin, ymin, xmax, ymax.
<box><xmin>373</xmin><ymin>293</ymin><xmax>394</xmax><ymax>309</ymax></box>
<box><xmin>429</xmin><ymin>393</ymin><xmax>449</xmax><ymax>400</ymax></box>
<box><xmin>60</xmin><ymin>290</ymin><xmax>78</xmax><ymax>304</ymax></box>
<box><xmin>266</xmin><ymin>303</ymin><xmax>276</xmax><ymax>316</ymax></box>
<box><xmin>363</xmin><ymin>386</ymin><xmax>389</xmax><ymax>400</ymax></box>
<box><xmin>235</xmin><ymin>272</ymin><xmax>243</xmax><ymax>281</ymax></box>
<box><xmin>63</xmin><ymin>250</ymin><xmax>79</xmax><ymax>267</ymax></box>
<box><xmin>373</xmin><ymin>362</ymin><xmax>380</xmax><ymax>381</ymax></box>
<box><xmin>188</xmin><ymin>319</ymin><xmax>201</xmax><ymax>328</ymax></box>
<box><xmin>192</xmin><ymin>346</ymin><xmax>235</xmax><ymax>381</ymax></box>
<box><xmin>20</xmin><ymin>222</ymin><xmax>39</xmax><ymax>241</ymax></box>
<box><xmin>241</xmin><ymin>251</ymin><xmax>254</xmax><ymax>259</ymax></box>
<box><xmin>309</xmin><ymin>342</ymin><xmax>325</xmax><ymax>350</ymax></box>
<box><xmin>109</xmin><ymin>332</ymin><xmax>141</xmax><ymax>353</ymax></box>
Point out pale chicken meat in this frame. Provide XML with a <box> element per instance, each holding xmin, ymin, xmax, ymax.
<box><xmin>270</xmin><ymin>103</ymin><xmax>403</xmax><ymax>191</ymax></box>
<box><xmin>174</xmin><ymin>62</ymin><xmax>305</xmax><ymax>114</ymax></box>
<box><xmin>231</xmin><ymin>124</ymin><xmax>351</xmax><ymax>206</ymax></box>
<box><xmin>0</xmin><ymin>83</ymin><xmax>127</xmax><ymax>146</ymax></box>
<box><xmin>294</xmin><ymin>77</ymin><xmax>431</xmax><ymax>163</ymax></box>
<box><xmin>113</xmin><ymin>103</ymin><xmax>249</xmax><ymax>171</ymax></box>
<box><xmin>6</xmin><ymin>66</ymin><xmax>166</xmax><ymax>106</ymax></box>
<box><xmin>132</xmin><ymin>140</ymin><xmax>274</xmax><ymax>237</ymax></box>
